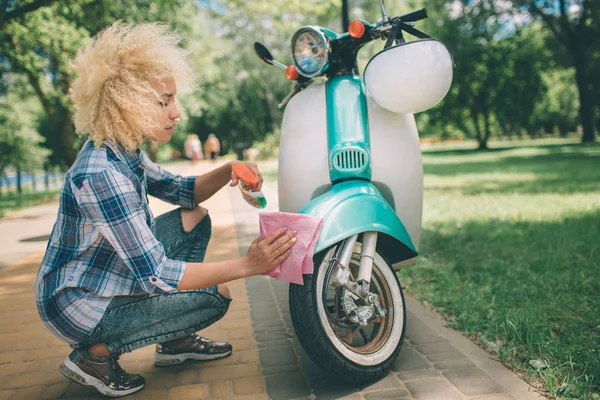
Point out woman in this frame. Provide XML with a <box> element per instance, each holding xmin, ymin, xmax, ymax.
<box><xmin>34</xmin><ymin>22</ymin><xmax>296</xmax><ymax>398</ymax></box>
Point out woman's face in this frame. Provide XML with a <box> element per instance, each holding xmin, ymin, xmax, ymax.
<box><xmin>152</xmin><ymin>76</ymin><xmax>180</xmax><ymax>143</ymax></box>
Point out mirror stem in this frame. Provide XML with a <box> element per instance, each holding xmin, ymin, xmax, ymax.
<box><xmin>270</xmin><ymin>60</ymin><xmax>288</xmax><ymax>70</ymax></box>
<box><xmin>380</xmin><ymin>1</ymin><xmax>389</xmax><ymax>23</ymax></box>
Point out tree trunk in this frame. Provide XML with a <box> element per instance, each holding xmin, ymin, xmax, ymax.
<box><xmin>572</xmin><ymin>44</ymin><xmax>596</xmax><ymax>143</ymax></box>
<box><xmin>45</xmin><ymin>163</ymin><xmax>50</xmax><ymax>190</ymax></box>
<box><xmin>60</xmin><ymin>73</ymin><xmax>77</xmax><ymax>166</ymax></box>
<box><xmin>16</xmin><ymin>165</ymin><xmax>22</xmax><ymax>194</ymax></box>
<box><xmin>477</xmin><ymin>138</ymin><xmax>489</xmax><ymax>150</ymax></box>
<box><xmin>481</xmin><ymin>100</ymin><xmax>491</xmax><ymax>150</ymax></box>
<box><xmin>31</xmin><ymin>171</ymin><xmax>36</xmax><ymax>191</ymax></box>
<box><xmin>559</xmin><ymin>122</ymin><xmax>568</xmax><ymax>137</ymax></box>
<box><xmin>61</xmin><ymin>111</ymin><xmax>77</xmax><ymax>166</ymax></box>
<box><xmin>471</xmin><ymin>109</ymin><xmax>488</xmax><ymax>150</ymax></box>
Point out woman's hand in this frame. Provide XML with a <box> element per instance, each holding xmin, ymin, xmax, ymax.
<box><xmin>242</xmin><ymin>228</ymin><xmax>297</xmax><ymax>276</ymax></box>
<box><xmin>229</xmin><ymin>161</ymin><xmax>263</xmax><ymax>191</ymax></box>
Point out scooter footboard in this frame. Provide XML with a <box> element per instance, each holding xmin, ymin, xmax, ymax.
<box><xmin>299</xmin><ymin>180</ymin><xmax>418</xmax><ymax>264</ymax></box>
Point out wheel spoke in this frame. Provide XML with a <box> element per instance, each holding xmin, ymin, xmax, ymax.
<box><xmin>342</xmin><ymin>327</ymin><xmax>356</xmax><ymax>344</ymax></box>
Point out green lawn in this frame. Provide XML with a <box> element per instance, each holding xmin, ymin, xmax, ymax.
<box><xmin>0</xmin><ymin>190</ymin><xmax>60</xmax><ymax>218</ymax></box>
<box><xmin>399</xmin><ymin>142</ymin><xmax>600</xmax><ymax>399</ymax></box>
<box><xmin>259</xmin><ymin>140</ymin><xmax>599</xmax><ymax>398</ymax></box>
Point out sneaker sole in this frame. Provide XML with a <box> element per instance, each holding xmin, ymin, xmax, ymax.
<box><xmin>59</xmin><ymin>357</ymin><xmax>144</xmax><ymax>398</ymax></box>
<box><xmin>154</xmin><ymin>350</ymin><xmax>232</xmax><ymax>366</ymax></box>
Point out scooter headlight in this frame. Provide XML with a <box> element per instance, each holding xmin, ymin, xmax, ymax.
<box><xmin>291</xmin><ymin>27</ymin><xmax>329</xmax><ymax>77</ymax></box>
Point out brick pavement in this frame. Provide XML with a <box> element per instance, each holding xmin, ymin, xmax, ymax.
<box><xmin>228</xmin><ymin>177</ymin><xmax>547</xmax><ymax>400</ymax></box>
<box><xmin>0</xmin><ymin>161</ymin><xmax>268</xmax><ymax>400</ymax></box>
<box><xmin>0</xmin><ymin>160</ymin><xmax>547</xmax><ymax>400</ymax></box>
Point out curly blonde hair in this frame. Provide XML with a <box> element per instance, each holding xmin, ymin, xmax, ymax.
<box><xmin>70</xmin><ymin>22</ymin><xmax>196</xmax><ymax>151</ymax></box>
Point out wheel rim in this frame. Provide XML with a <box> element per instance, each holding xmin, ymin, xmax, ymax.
<box><xmin>315</xmin><ymin>244</ymin><xmax>405</xmax><ymax>366</ymax></box>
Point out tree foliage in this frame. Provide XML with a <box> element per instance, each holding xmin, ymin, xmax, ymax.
<box><xmin>0</xmin><ymin>0</ymin><xmax>597</xmax><ymax>174</ymax></box>
<box><xmin>512</xmin><ymin>0</ymin><xmax>599</xmax><ymax>143</ymax></box>
<box><xmin>0</xmin><ymin>0</ymin><xmax>201</xmax><ymax>167</ymax></box>
<box><xmin>413</xmin><ymin>0</ymin><xmax>593</xmax><ymax>148</ymax></box>
<box><xmin>0</xmin><ymin>78</ymin><xmax>50</xmax><ymax>187</ymax></box>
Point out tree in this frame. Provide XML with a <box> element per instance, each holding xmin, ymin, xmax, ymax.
<box><xmin>533</xmin><ymin>68</ymin><xmax>580</xmax><ymax>136</ymax></box>
<box><xmin>0</xmin><ymin>0</ymin><xmax>59</xmax><ymax>29</ymax></box>
<box><xmin>0</xmin><ymin>84</ymin><xmax>50</xmax><ymax>194</ymax></box>
<box><xmin>493</xmin><ymin>23</ymin><xmax>547</xmax><ymax>138</ymax></box>
<box><xmin>414</xmin><ymin>0</ymin><xmax>549</xmax><ymax>149</ymax></box>
<box><xmin>513</xmin><ymin>0</ymin><xmax>599</xmax><ymax>143</ymax></box>
<box><xmin>0</xmin><ymin>6</ymin><xmax>87</xmax><ymax>166</ymax></box>
<box><xmin>0</xmin><ymin>0</ymin><xmax>202</xmax><ymax>166</ymax></box>
<box><xmin>188</xmin><ymin>0</ymin><xmax>342</xmax><ymax>153</ymax></box>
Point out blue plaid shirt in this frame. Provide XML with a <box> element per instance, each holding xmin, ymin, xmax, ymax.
<box><xmin>35</xmin><ymin>140</ymin><xmax>197</xmax><ymax>346</ymax></box>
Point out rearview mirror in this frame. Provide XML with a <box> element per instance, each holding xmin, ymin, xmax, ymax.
<box><xmin>254</xmin><ymin>42</ymin><xmax>274</xmax><ymax>65</ymax></box>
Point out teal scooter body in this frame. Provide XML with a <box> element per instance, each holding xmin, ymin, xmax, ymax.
<box><xmin>300</xmin><ymin>75</ymin><xmax>418</xmax><ymax>264</ymax></box>
<box><xmin>299</xmin><ymin>180</ymin><xmax>417</xmax><ymax>263</ymax></box>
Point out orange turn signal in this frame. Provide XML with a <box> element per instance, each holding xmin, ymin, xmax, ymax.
<box><xmin>348</xmin><ymin>21</ymin><xmax>365</xmax><ymax>38</ymax></box>
<box><xmin>285</xmin><ymin>65</ymin><xmax>299</xmax><ymax>81</ymax></box>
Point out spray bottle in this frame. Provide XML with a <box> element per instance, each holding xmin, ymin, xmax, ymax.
<box><xmin>232</xmin><ymin>163</ymin><xmax>267</xmax><ymax>209</ymax></box>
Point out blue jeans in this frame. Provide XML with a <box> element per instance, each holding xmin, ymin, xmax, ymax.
<box><xmin>80</xmin><ymin>208</ymin><xmax>232</xmax><ymax>354</ymax></box>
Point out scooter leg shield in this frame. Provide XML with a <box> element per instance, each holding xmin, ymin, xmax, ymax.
<box><xmin>299</xmin><ymin>180</ymin><xmax>418</xmax><ymax>264</ymax></box>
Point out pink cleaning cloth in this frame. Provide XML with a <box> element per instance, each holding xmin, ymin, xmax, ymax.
<box><xmin>259</xmin><ymin>212</ymin><xmax>324</xmax><ymax>285</ymax></box>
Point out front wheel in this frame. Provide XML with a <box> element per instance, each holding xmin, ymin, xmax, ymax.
<box><xmin>289</xmin><ymin>241</ymin><xmax>406</xmax><ymax>383</ymax></box>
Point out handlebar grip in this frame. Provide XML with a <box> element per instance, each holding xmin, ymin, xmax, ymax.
<box><xmin>399</xmin><ymin>8</ymin><xmax>428</xmax><ymax>23</ymax></box>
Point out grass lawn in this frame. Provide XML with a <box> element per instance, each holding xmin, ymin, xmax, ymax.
<box><xmin>399</xmin><ymin>142</ymin><xmax>600</xmax><ymax>399</ymax></box>
<box><xmin>259</xmin><ymin>139</ymin><xmax>599</xmax><ymax>398</ymax></box>
<box><xmin>0</xmin><ymin>190</ymin><xmax>60</xmax><ymax>218</ymax></box>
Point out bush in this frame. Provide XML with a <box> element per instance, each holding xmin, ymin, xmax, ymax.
<box><xmin>251</xmin><ymin>132</ymin><xmax>279</xmax><ymax>160</ymax></box>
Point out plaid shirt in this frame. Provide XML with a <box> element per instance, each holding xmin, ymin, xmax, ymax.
<box><xmin>35</xmin><ymin>140</ymin><xmax>197</xmax><ymax>346</ymax></box>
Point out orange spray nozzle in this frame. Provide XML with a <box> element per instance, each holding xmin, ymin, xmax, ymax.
<box><xmin>232</xmin><ymin>163</ymin><xmax>258</xmax><ymax>186</ymax></box>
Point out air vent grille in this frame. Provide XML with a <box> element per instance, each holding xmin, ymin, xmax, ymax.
<box><xmin>332</xmin><ymin>148</ymin><xmax>369</xmax><ymax>171</ymax></box>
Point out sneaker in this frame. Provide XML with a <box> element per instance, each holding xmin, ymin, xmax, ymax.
<box><xmin>59</xmin><ymin>349</ymin><xmax>144</xmax><ymax>398</ymax></box>
<box><xmin>154</xmin><ymin>334</ymin><xmax>232</xmax><ymax>366</ymax></box>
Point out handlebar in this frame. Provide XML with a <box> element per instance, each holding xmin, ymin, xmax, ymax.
<box><xmin>257</xmin><ymin>7</ymin><xmax>429</xmax><ymax>106</ymax></box>
<box><xmin>398</xmin><ymin>8</ymin><xmax>428</xmax><ymax>23</ymax></box>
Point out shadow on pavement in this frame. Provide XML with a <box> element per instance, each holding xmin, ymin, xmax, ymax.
<box><xmin>20</xmin><ymin>234</ymin><xmax>51</xmax><ymax>243</ymax></box>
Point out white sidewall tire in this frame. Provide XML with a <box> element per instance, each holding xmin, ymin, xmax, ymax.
<box><xmin>315</xmin><ymin>244</ymin><xmax>406</xmax><ymax>366</ymax></box>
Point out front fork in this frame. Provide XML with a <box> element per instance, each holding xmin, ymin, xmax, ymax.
<box><xmin>328</xmin><ymin>232</ymin><xmax>386</xmax><ymax>325</ymax></box>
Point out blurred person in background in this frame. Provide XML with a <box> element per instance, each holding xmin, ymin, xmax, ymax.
<box><xmin>204</xmin><ymin>133</ymin><xmax>221</xmax><ymax>162</ymax></box>
<box><xmin>184</xmin><ymin>134</ymin><xmax>203</xmax><ymax>163</ymax></box>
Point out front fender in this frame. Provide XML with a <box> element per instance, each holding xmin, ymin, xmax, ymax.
<box><xmin>300</xmin><ymin>180</ymin><xmax>417</xmax><ymax>264</ymax></box>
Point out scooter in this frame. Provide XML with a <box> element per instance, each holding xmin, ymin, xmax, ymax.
<box><xmin>254</xmin><ymin>1</ymin><xmax>453</xmax><ymax>382</ymax></box>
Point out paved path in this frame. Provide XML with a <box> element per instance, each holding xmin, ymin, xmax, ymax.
<box><xmin>0</xmin><ymin>160</ymin><xmax>545</xmax><ymax>399</ymax></box>
<box><xmin>229</xmin><ymin>180</ymin><xmax>545</xmax><ymax>400</ymax></box>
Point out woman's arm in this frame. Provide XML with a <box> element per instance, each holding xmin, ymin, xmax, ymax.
<box><xmin>142</xmin><ymin>152</ymin><xmax>197</xmax><ymax>209</ymax></box>
<box><xmin>177</xmin><ymin>228</ymin><xmax>296</xmax><ymax>290</ymax></box>
<box><xmin>194</xmin><ymin>161</ymin><xmax>263</xmax><ymax>204</ymax></box>
<box><xmin>193</xmin><ymin>162</ymin><xmax>234</xmax><ymax>204</ymax></box>
<box><xmin>176</xmin><ymin>258</ymin><xmax>247</xmax><ymax>290</ymax></box>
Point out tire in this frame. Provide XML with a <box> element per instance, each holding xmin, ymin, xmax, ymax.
<box><xmin>289</xmin><ymin>241</ymin><xmax>407</xmax><ymax>383</ymax></box>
